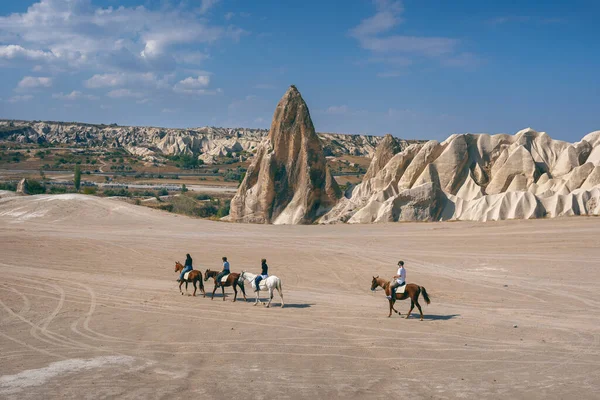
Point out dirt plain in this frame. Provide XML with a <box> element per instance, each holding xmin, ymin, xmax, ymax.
<box><xmin>1</xmin><ymin>194</ymin><xmax>599</xmax><ymax>399</ymax></box>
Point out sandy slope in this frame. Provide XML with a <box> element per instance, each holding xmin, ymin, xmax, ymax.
<box><xmin>1</xmin><ymin>194</ymin><xmax>599</xmax><ymax>399</ymax></box>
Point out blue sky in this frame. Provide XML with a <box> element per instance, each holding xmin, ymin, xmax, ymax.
<box><xmin>0</xmin><ymin>0</ymin><xmax>598</xmax><ymax>142</ymax></box>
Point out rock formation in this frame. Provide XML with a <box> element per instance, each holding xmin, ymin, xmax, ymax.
<box><xmin>322</xmin><ymin>128</ymin><xmax>600</xmax><ymax>223</ymax></box>
<box><xmin>16</xmin><ymin>179</ymin><xmax>29</xmax><ymax>195</ymax></box>
<box><xmin>0</xmin><ymin>119</ymin><xmax>407</xmax><ymax>164</ymax></box>
<box><xmin>227</xmin><ymin>86</ymin><xmax>341</xmax><ymax>224</ymax></box>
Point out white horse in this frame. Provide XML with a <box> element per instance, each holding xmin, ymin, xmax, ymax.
<box><xmin>239</xmin><ymin>271</ymin><xmax>284</xmax><ymax>308</ymax></box>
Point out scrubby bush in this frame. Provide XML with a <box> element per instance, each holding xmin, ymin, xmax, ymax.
<box><xmin>0</xmin><ymin>182</ymin><xmax>16</xmax><ymax>191</ymax></box>
<box><xmin>49</xmin><ymin>186</ymin><xmax>68</xmax><ymax>194</ymax></box>
<box><xmin>26</xmin><ymin>180</ymin><xmax>46</xmax><ymax>195</ymax></box>
<box><xmin>216</xmin><ymin>199</ymin><xmax>231</xmax><ymax>218</ymax></box>
<box><xmin>103</xmin><ymin>188</ymin><xmax>130</xmax><ymax>197</ymax></box>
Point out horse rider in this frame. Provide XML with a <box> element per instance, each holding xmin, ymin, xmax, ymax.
<box><xmin>215</xmin><ymin>256</ymin><xmax>230</xmax><ymax>287</ymax></box>
<box><xmin>178</xmin><ymin>253</ymin><xmax>193</xmax><ymax>282</ymax></box>
<box><xmin>254</xmin><ymin>259</ymin><xmax>269</xmax><ymax>292</ymax></box>
<box><xmin>387</xmin><ymin>260</ymin><xmax>406</xmax><ymax>300</ymax></box>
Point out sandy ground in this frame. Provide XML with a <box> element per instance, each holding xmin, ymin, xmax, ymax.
<box><xmin>0</xmin><ymin>194</ymin><xmax>599</xmax><ymax>399</ymax></box>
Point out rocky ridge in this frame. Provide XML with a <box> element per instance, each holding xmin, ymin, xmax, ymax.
<box><xmin>0</xmin><ymin>119</ymin><xmax>407</xmax><ymax>164</ymax></box>
<box><xmin>321</xmin><ymin>128</ymin><xmax>600</xmax><ymax>223</ymax></box>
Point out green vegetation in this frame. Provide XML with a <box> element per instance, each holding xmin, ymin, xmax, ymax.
<box><xmin>74</xmin><ymin>165</ymin><xmax>81</xmax><ymax>191</ymax></box>
<box><xmin>168</xmin><ymin>153</ymin><xmax>204</xmax><ymax>169</ymax></box>
<box><xmin>26</xmin><ymin>180</ymin><xmax>46</xmax><ymax>195</ymax></box>
<box><xmin>0</xmin><ymin>182</ymin><xmax>17</xmax><ymax>191</ymax></box>
<box><xmin>49</xmin><ymin>186</ymin><xmax>69</xmax><ymax>194</ymax></box>
<box><xmin>102</xmin><ymin>188</ymin><xmax>131</xmax><ymax>197</ymax></box>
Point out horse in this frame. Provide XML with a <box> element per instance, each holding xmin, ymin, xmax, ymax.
<box><xmin>204</xmin><ymin>269</ymin><xmax>247</xmax><ymax>302</ymax></box>
<box><xmin>174</xmin><ymin>262</ymin><xmax>205</xmax><ymax>297</ymax></box>
<box><xmin>239</xmin><ymin>271</ymin><xmax>284</xmax><ymax>308</ymax></box>
<box><xmin>370</xmin><ymin>276</ymin><xmax>430</xmax><ymax>320</ymax></box>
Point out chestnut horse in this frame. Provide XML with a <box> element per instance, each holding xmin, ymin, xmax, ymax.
<box><xmin>174</xmin><ymin>262</ymin><xmax>205</xmax><ymax>297</ymax></box>
<box><xmin>204</xmin><ymin>269</ymin><xmax>247</xmax><ymax>302</ymax></box>
<box><xmin>370</xmin><ymin>276</ymin><xmax>430</xmax><ymax>320</ymax></box>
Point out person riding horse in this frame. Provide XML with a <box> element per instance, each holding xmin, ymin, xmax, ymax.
<box><xmin>387</xmin><ymin>260</ymin><xmax>406</xmax><ymax>300</ymax></box>
<box><xmin>254</xmin><ymin>259</ymin><xmax>269</xmax><ymax>292</ymax></box>
<box><xmin>215</xmin><ymin>256</ymin><xmax>230</xmax><ymax>288</ymax></box>
<box><xmin>178</xmin><ymin>254</ymin><xmax>193</xmax><ymax>282</ymax></box>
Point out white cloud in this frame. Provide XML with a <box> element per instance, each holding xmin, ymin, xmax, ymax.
<box><xmin>224</xmin><ymin>12</ymin><xmax>235</xmax><ymax>21</ymax></box>
<box><xmin>8</xmin><ymin>95</ymin><xmax>34</xmax><ymax>103</ymax></box>
<box><xmin>350</xmin><ymin>0</ymin><xmax>468</xmax><ymax>67</ymax></box>
<box><xmin>441</xmin><ymin>52</ymin><xmax>481</xmax><ymax>68</ymax></box>
<box><xmin>198</xmin><ymin>0</ymin><xmax>221</xmax><ymax>15</ymax></box>
<box><xmin>107</xmin><ymin>89</ymin><xmax>144</xmax><ymax>98</ymax></box>
<box><xmin>16</xmin><ymin>76</ymin><xmax>53</xmax><ymax>91</ymax></box>
<box><xmin>52</xmin><ymin>90</ymin><xmax>98</xmax><ymax>100</ymax></box>
<box><xmin>173</xmin><ymin>75</ymin><xmax>219</xmax><ymax>95</ymax></box>
<box><xmin>0</xmin><ymin>0</ymin><xmax>243</xmax><ymax>72</ymax></box>
<box><xmin>0</xmin><ymin>45</ymin><xmax>56</xmax><ymax>61</ymax></box>
<box><xmin>84</xmin><ymin>72</ymin><xmax>170</xmax><ymax>90</ymax></box>
<box><xmin>325</xmin><ymin>105</ymin><xmax>349</xmax><ymax>115</ymax></box>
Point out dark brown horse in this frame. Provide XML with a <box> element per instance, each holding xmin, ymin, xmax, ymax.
<box><xmin>371</xmin><ymin>276</ymin><xmax>430</xmax><ymax>320</ymax></box>
<box><xmin>174</xmin><ymin>262</ymin><xmax>205</xmax><ymax>297</ymax></box>
<box><xmin>204</xmin><ymin>269</ymin><xmax>247</xmax><ymax>302</ymax></box>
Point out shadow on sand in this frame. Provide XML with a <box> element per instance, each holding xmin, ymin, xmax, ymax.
<box><xmin>411</xmin><ymin>314</ymin><xmax>460</xmax><ymax>321</ymax></box>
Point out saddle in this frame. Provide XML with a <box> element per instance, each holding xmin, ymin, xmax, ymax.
<box><xmin>393</xmin><ymin>284</ymin><xmax>406</xmax><ymax>295</ymax></box>
<box><xmin>252</xmin><ymin>280</ymin><xmax>268</xmax><ymax>290</ymax></box>
<box><xmin>220</xmin><ymin>275</ymin><xmax>229</xmax><ymax>283</ymax></box>
<box><xmin>183</xmin><ymin>271</ymin><xmax>192</xmax><ymax>280</ymax></box>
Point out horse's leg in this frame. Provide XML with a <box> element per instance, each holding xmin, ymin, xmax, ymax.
<box><xmin>254</xmin><ymin>287</ymin><xmax>260</xmax><ymax>306</ymax></box>
<box><xmin>415</xmin><ymin>299</ymin><xmax>424</xmax><ymax>321</ymax></box>
<box><xmin>278</xmin><ymin>282</ymin><xmax>284</xmax><ymax>308</ymax></box>
<box><xmin>221</xmin><ymin>285</ymin><xmax>226</xmax><ymax>301</ymax></box>
<box><xmin>266</xmin><ymin>287</ymin><xmax>273</xmax><ymax>308</ymax></box>
<box><xmin>232</xmin><ymin>284</ymin><xmax>238</xmax><ymax>302</ymax></box>
<box><xmin>239</xmin><ymin>282</ymin><xmax>247</xmax><ymax>301</ymax></box>
<box><xmin>198</xmin><ymin>277</ymin><xmax>204</xmax><ymax>295</ymax></box>
<box><xmin>405</xmin><ymin>299</ymin><xmax>415</xmax><ymax>319</ymax></box>
<box><xmin>179</xmin><ymin>281</ymin><xmax>184</xmax><ymax>295</ymax></box>
<box><xmin>392</xmin><ymin>301</ymin><xmax>401</xmax><ymax>315</ymax></box>
<box><xmin>192</xmin><ymin>281</ymin><xmax>197</xmax><ymax>297</ymax></box>
<box><xmin>211</xmin><ymin>284</ymin><xmax>217</xmax><ymax>300</ymax></box>
<box><xmin>388</xmin><ymin>299</ymin><xmax>394</xmax><ymax>317</ymax></box>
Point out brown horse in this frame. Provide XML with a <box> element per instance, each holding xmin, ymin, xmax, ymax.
<box><xmin>204</xmin><ymin>269</ymin><xmax>247</xmax><ymax>302</ymax></box>
<box><xmin>370</xmin><ymin>276</ymin><xmax>430</xmax><ymax>320</ymax></box>
<box><xmin>174</xmin><ymin>262</ymin><xmax>205</xmax><ymax>297</ymax></box>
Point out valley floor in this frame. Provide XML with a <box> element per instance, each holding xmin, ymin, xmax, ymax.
<box><xmin>1</xmin><ymin>195</ymin><xmax>599</xmax><ymax>399</ymax></box>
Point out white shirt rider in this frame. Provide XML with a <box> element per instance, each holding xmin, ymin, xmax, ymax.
<box><xmin>396</xmin><ymin>265</ymin><xmax>406</xmax><ymax>285</ymax></box>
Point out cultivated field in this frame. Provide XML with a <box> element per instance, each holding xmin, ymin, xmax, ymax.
<box><xmin>1</xmin><ymin>194</ymin><xmax>599</xmax><ymax>399</ymax></box>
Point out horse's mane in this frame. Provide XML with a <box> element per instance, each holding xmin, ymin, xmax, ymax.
<box><xmin>377</xmin><ymin>278</ymin><xmax>390</xmax><ymax>289</ymax></box>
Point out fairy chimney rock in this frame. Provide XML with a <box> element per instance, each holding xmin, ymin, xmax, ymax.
<box><xmin>227</xmin><ymin>85</ymin><xmax>341</xmax><ymax>224</ymax></box>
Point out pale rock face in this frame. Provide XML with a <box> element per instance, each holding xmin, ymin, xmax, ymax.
<box><xmin>486</xmin><ymin>146</ymin><xmax>537</xmax><ymax>194</ymax></box>
<box><xmin>322</xmin><ymin>128</ymin><xmax>600</xmax><ymax>223</ymax></box>
<box><xmin>227</xmin><ymin>86</ymin><xmax>341</xmax><ymax>224</ymax></box>
<box><xmin>362</xmin><ymin>134</ymin><xmax>403</xmax><ymax>181</ymax></box>
<box><xmin>0</xmin><ymin>120</ymin><xmax>394</xmax><ymax>162</ymax></box>
<box><xmin>16</xmin><ymin>179</ymin><xmax>29</xmax><ymax>195</ymax></box>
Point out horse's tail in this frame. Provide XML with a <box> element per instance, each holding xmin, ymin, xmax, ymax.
<box><xmin>277</xmin><ymin>278</ymin><xmax>283</xmax><ymax>294</ymax></box>
<box><xmin>420</xmin><ymin>286</ymin><xmax>431</xmax><ymax>305</ymax></box>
